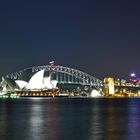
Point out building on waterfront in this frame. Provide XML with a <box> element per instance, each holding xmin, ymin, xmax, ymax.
<box><xmin>1</xmin><ymin>70</ymin><xmax>59</xmax><ymax>97</ymax></box>
<box><xmin>103</xmin><ymin>76</ymin><xmax>140</xmax><ymax>96</ymax></box>
<box><xmin>114</xmin><ymin>78</ymin><xmax>127</xmax><ymax>86</ymax></box>
<box><xmin>103</xmin><ymin>77</ymin><xmax>115</xmax><ymax>95</ymax></box>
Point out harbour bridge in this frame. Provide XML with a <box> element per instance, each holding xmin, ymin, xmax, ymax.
<box><xmin>5</xmin><ymin>65</ymin><xmax>103</xmax><ymax>88</ymax></box>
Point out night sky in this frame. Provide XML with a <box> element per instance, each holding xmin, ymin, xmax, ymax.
<box><xmin>0</xmin><ymin>0</ymin><xmax>140</xmax><ymax>79</ymax></box>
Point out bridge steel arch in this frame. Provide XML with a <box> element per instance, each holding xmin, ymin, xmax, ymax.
<box><xmin>5</xmin><ymin>65</ymin><xmax>103</xmax><ymax>87</ymax></box>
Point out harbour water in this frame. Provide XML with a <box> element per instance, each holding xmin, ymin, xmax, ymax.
<box><xmin>0</xmin><ymin>97</ymin><xmax>140</xmax><ymax>140</ymax></box>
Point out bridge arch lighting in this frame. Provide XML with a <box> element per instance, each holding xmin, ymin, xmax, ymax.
<box><xmin>4</xmin><ymin>65</ymin><xmax>103</xmax><ymax>87</ymax></box>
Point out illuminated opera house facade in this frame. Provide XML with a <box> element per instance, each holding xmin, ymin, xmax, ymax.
<box><xmin>2</xmin><ymin>70</ymin><xmax>59</xmax><ymax>97</ymax></box>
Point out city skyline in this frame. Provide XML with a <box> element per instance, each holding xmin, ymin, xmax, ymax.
<box><xmin>0</xmin><ymin>0</ymin><xmax>140</xmax><ymax>79</ymax></box>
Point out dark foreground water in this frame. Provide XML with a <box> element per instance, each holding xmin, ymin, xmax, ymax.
<box><xmin>0</xmin><ymin>98</ymin><xmax>140</xmax><ymax>140</ymax></box>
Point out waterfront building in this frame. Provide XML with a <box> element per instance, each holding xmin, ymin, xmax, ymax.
<box><xmin>104</xmin><ymin>78</ymin><xmax>115</xmax><ymax>95</ymax></box>
<box><xmin>114</xmin><ymin>78</ymin><xmax>127</xmax><ymax>86</ymax></box>
<box><xmin>1</xmin><ymin>70</ymin><xmax>59</xmax><ymax>97</ymax></box>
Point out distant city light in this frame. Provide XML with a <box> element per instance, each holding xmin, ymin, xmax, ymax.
<box><xmin>130</xmin><ymin>73</ymin><xmax>136</xmax><ymax>77</ymax></box>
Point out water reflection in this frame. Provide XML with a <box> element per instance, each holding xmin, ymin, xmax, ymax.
<box><xmin>127</xmin><ymin>99</ymin><xmax>140</xmax><ymax>139</ymax></box>
<box><xmin>88</xmin><ymin>99</ymin><xmax>104</xmax><ymax>140</ymax></box>
<box><xmin>0</xmin><ymin>100</ymin><xmax>32</xmax><ymax>140</ymax></box>
<box><xmin>1</xmin><ymin>98</ymin><xmax>140</xmax><ymax>140</ymax></box>
<box><xmin>0</xmin><ymin>102</ymin><xmax>8</xmax><ymax>140</ymax></box>
<box><xmin>88</xmin><ymin>98</ymin><xmax>130</xmax><ymax>139</ymax></box>
<box><xmin>28</xmin><ymin>102</ymin><xmax>44</xmax><ymax>139</ymax></box>
<box><xmin>58</xmin><ymin>98</ymin><xmax>93</xmax><ymax>140</ymax></box>
<box><xmin>105</xmin><ymin>100</ymin><xmax>116</xmax><ymax>139</ymax></box>
<box><xmin>28</xmin><ymin>99</ymin><xmax>60</xmax><ymax>140</ymax></box>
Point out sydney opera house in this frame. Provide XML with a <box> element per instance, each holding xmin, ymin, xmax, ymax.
<box><xmin>1</xmin><ymin>70</ymin><xmax>59</xmax><ymax>97</ymax></box>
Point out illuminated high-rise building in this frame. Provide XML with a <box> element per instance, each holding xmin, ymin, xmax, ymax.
<box><xmin>104</xmin><ymin>77</ymin><xmax>115</xmax><ymax>95</ymax></box>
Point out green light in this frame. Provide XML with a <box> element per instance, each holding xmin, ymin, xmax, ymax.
<box><xmin>10</xmin><ymin>96</ymin><xmax>13</xmax><ymax>98</ymax></box>
<box><xmin>3</xmin><ymin>96</ymin><xmax>5</xmax><ymax>98</ymax></box>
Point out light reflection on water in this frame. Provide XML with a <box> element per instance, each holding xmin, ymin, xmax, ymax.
<box><xmin>127</xmin><ymin>99</ymin><xmax>140</xmax><ymax>140</ymax></box>
<box><xmin>0</xmin><ymin>98</ymin><xmax>140</xmax><ymax>140</ymax></box>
